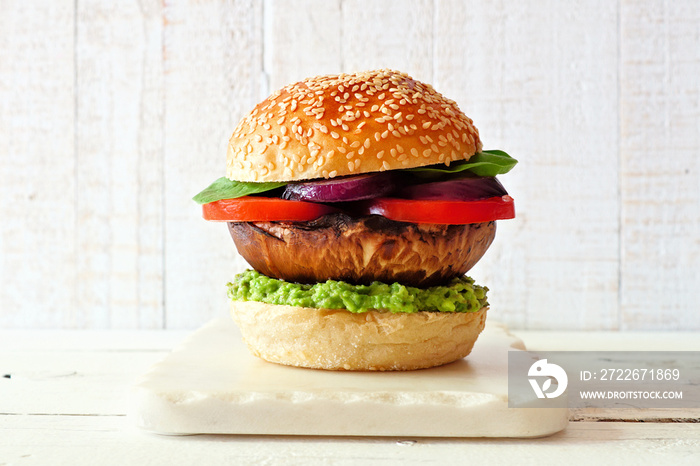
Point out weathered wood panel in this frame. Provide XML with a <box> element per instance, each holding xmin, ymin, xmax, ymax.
<box><xmin>619</xmin><ymin>0</ymin><xmax>700</xmax><ymax>330</ymax></box>
<box><xmin>162</xmin><ymin>0</ymin><xmax>263</xmax><ymax>328</ymax></box>
<box><xmin>75</xmin><ymin>0</ymin><xmax>164</xmax><ymax>328</ymax></box>
<box><xmin>340</xmin><ymin>0</ymin><xmax>434</xmax><ymax>82</ymax></box>
<box><xmin>1</xmin><ymin>0</ymin><xmax>700</xmax><ymax>330</ymax></box>
<box><xmin>265</xmin><ymin>0</ymin><xmax>342</xmax><ymax>91</ymax></box>
<box><xmin>0</xmin><ymin>1</ymin><xmax>75</xmax><ymax>328</ymax></box>
<box><xmin>433</xmin><ymin>0</ymin><xmax>621</xmax><ymax>330</ymax></box>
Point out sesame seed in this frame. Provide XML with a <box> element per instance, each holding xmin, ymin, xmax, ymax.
<box><xmin>374</xmin><ymin>132</ymin><xmax>381</xmax><ymax>141</ymax></box>
<box><xmin>383</xmin><ymin>161</ymin><xmax>391</xmax><ymax>170</ymax></box>
<box><xmin>422</xmin><ymin>121</ymin><xmax>431</xmax><ymax>129</ymax></box>
<box><xmin>381</xmin><ymin>130</ymin><xmax>389</xmax><ymax>139</ymax></box>
<box><xmin>376</xmin><ymin>150</ymin><xmax>385</xmax><ymax>159</ymax></box>
<box><xmin>423</xmin><ymin>149</ymin><xmax>432</xmax><ymax>157</ymax></box>
<box><xmin>396</xmin><ymin>144</ymin><xmax>404</xmax><ymax>153</ymax></box>
<box><xmin>329</xmin><ymin>170</ymin><xmax>338</xmax><ymax>178</ymax></box>
<box><xmin>364</xmin><ymin>138</ymin><xmax>370</xmax><ymax>148</ymax></box>
<box><xmin>410</xmin><ymin>148</ymin><xmax>419</xmax><ymax>157</ymax></box>
<box><xmin>392</xmin><ymin>130</ymin><xmax>401</xmax><ymax>137</ymax></box>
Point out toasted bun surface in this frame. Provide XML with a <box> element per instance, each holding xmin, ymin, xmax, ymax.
<box><xmin>230</xmin><ymin>301</ymin><xmax>488</xmax><ymax>371</ymax></box>
<box><xmin>227</xmin><ymin>69</ymin><xmax>482</xmax><ymax>182</ymax></box>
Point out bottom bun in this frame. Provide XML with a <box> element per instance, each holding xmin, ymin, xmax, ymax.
<box><xmin>230</xmin><ymin>301</ymin><xmax>488</xmax><ymax>371</ymax></box>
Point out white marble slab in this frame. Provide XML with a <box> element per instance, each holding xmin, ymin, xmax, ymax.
<box><xmin>129</xmin><ymin>318</ymin><xmax>568</xmax><ymax>437</ymax></box>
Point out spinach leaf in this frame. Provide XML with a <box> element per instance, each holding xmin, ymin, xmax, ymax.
<box><xmin>192</xmin><ymin>177</ymin><xmax>287</xmax><ymax>204</ymax></box>
<box><xmin>405</xmin><ymin>150</ymin><xmax>518</xmax><ymax>177</ymax></box>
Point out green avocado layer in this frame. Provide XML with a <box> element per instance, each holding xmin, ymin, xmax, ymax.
<box><xmin>227</xmin><ymin>269</ymin><xmax>488</xmax><ymax>314</ymax></box>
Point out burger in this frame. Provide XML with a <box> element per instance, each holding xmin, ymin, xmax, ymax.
<box><xmin>193</xmin><ymin>69</ymin><xmax>516</xmax><ymax>371</ymax></box>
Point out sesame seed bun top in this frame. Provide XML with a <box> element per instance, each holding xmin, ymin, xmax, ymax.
<box><xmin>226</xmin><ymin>69</ymin><xmax>482</xmax><ymax>182</ymax></box>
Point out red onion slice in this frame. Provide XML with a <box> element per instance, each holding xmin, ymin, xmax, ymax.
<box><xmin>397</xmin><ymin>176</ymin><xmax>508</xmax><ymax>201</ymax></box>
<box><xmin>282</xmin><ymin>172</ymin><xmax>398</xmax><ymax>202</ymax></box>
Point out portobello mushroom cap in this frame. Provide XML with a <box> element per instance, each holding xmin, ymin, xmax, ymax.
<box><xmin>228</xmin><ymin>213</ymin><xmax>496</xmax><ymax>287</ymax></box>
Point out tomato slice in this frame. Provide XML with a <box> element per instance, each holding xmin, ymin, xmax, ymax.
<box><xmin>202</xmin><ymin>197</ymin><xmax>340</xmax><ymax>222</ymax></box>
<box><xmin>362</xmin><ymin>195</ymin><xmax>515</xmax><ymax>225</ymax></box>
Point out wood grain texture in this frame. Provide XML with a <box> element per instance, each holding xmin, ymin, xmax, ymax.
<box><xmin>1</xmin><ymin>1</ymin><xmax>700</xmax><ymax>329</ymax></box>
<box><xmin>265</xmin><ymin>0</ymin><xmax>342</xmax><ymax>91</ymax></box>
<box><xmin>2</xmin><ymin>416</ymin><xmax>698</xmax><ymax>466</ymax></box>
<box><xmin>0</xmin><ymin>1</ymin><xmax>75</xmax><ymax>328</ymax></box>
<box><xmin>435</xmin><ymin>0</ymin><xmax>620</xmax><ymax>330</ymax></box>
<box><xmin>619</xmin><ymin>0</ymin><xmax>700</xmax><ymax>330</ymax></box>
<box><xmin>75</xmin><ymin>0</ymin><xmax>164</xmax><ymax>328</ymax></box>
<box><xmin>340</xmin><ymin>0</ymin><xmax>434</xmax><ymax>82</ymax></box>
<box><xmin>3</xmin><ymin>330</ymin><xmax>700</xmax><ymax>464</ymax></box>
<box><xmin>162</xmin><ymin>0</ymin><xmax>263</xmax><ymax>328</ymax></box>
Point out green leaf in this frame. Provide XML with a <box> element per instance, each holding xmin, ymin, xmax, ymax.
<box><xmin>405</xmin><ymin>150</ymin><xmax>518</xmax><ymax>178</ymax></box>
<box><xmin>192</xmin><ymin>177</ymin><xmax>287</xmax><ymax>204</ymax></box>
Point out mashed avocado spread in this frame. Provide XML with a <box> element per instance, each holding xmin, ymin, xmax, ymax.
<box><xmin>227</xmin><ymin>269</ymin><xmax>488</xmax><ymax>314</ymax></box>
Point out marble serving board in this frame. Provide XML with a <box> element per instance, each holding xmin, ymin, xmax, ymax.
<box><xmin>129</xmin><ymin>318</ymin><xmax>568</xmax><ymax>437</ymax></box>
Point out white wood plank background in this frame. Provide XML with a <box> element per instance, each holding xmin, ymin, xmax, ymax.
<box><xmin>1</xmin><ymin>0</ymin><xmax>698</xmax><ymax>330</ymax></box>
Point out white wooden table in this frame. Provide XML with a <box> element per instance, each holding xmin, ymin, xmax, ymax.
<box><xmin>2</xmin><ymin>327</ymin><xmax>700</xmax><ymax>465</ymax></box>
